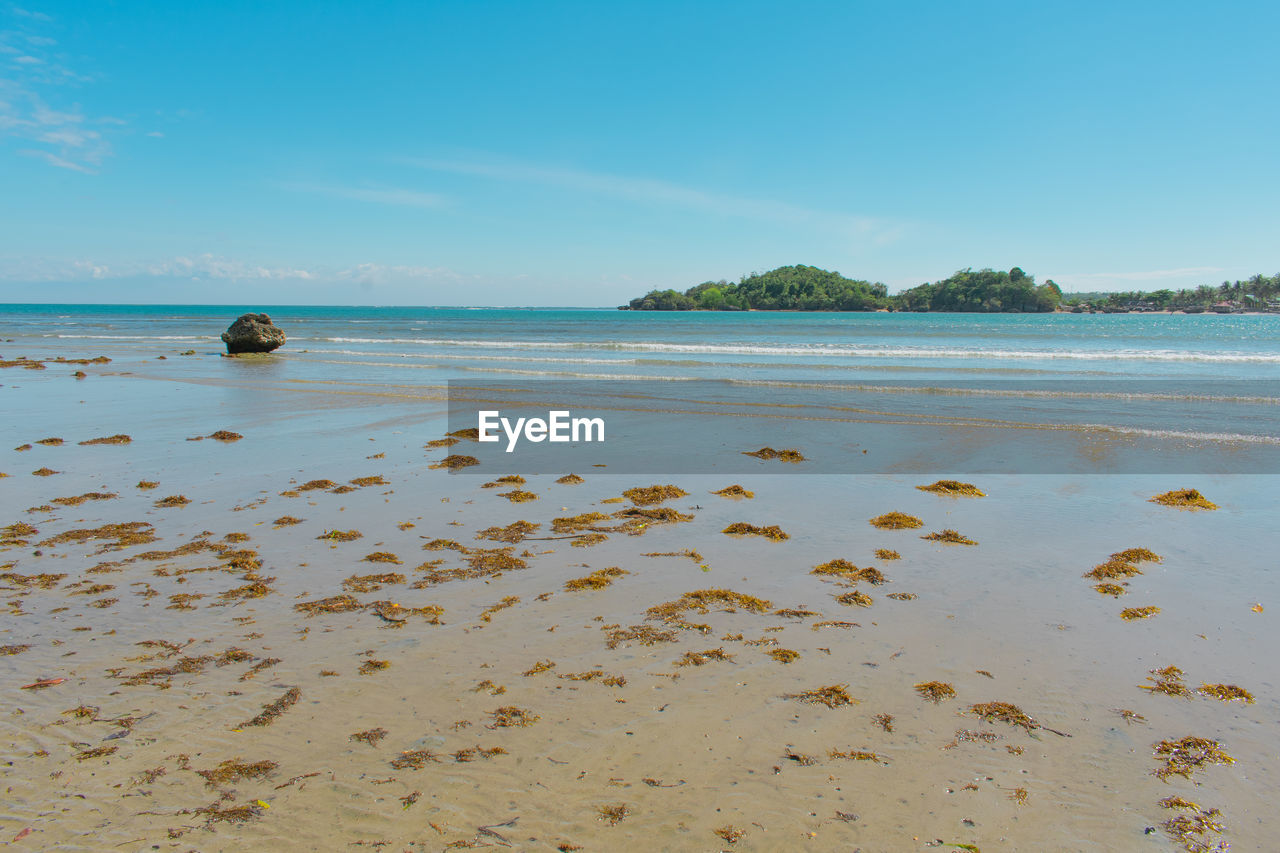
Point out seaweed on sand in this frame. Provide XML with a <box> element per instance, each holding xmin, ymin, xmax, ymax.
<box><xmin>52</xmin><ymin>491</ymin><xmax>118</xmax><ymax>506</ymax></box>
<box><xmin>773</xmin><ymin>608</ymin><xmax>820</xmax><ymax>618</ymax></box>
<box><xmin>722</xmin><ymin>522</ymin><xmax>789</xmax><ymax>541</ymax></box>
<box><xmin>350</xmin><ymin>475</ymin><xmax>388</xmax><ymax>487</ymax></box>
<box><xmin>1162</xmin><ymin>807</ymin><xmax>1226</xmax><ymax>853</ymax></box>
<box><xmin>922</xmin><ymin>529</ymin><xmax>978</xmax><ymax>545</ymax></box>
<box><xmin>828</xmin><ymin>748</ymin><xmax>886</xmax><ymax>763</ymax></box>
<box><xmin>391</xmin><ymin>749</ymin><xmax>443</xmax><ymax>769</ymax></box>
<box><xmin>1198</xmin><ymin>683</ymin><xmax>1254</xmax><ymax>703</ymax></box>
<box><xmin>623</xmin><ymin>484</ymin><xmax>688</xmax><ymax>505</ymax></box>
<box><xmin>38</xmin><ymin>521</ymin><xmax>157</xmax><ymax>551</ymax></box>
<box><xmin>1113</xmin><ymin>708</ymin><xmax>1147</xmax><ymax>725</ymax></box>
<box><xmin>477</xmin><ymin>520</ymin><xmax>539</xmax><ymax>543</ymax></box>
<box><xmin>488</xmin><ymin>706</ymin><xmax>539</xmax><ymax>728</ymax></box>
<box><xmin>768</xmin><ymin>648</ymin><xmax>800</xmax><ymax>663</ymax></box>
<box><xmin>550</xmin><ymin>512</ymin><xmax>611</xmax><ymax>534</ymax></box>
<box><xmin>645</xmin><ymin>588</ymin><xmax>772</xmax><ymax>623</ymax></box>
<box><xmin>523</xmin><ymin>660</ymin><xmax>557</xmax><ymax>676</ymax></box>
<box><xmin>1</xmin><ymin>644</ymin><xmax>31</xmax><ymax>656</ymax></box>
<box><xmin>835</xmin><ymin>590</ymin><xmax>873</xmax><ymax>607</ymax></box>
<box><xmin>604</xmin><ymin>624</ymin><xmax>678</xmax><ymax>649</ymax></box>
<box><xmin>812</xmin><ymin>560</ymin><xmax>885</xmax><ymax>584</ymax></box>
<box><xmin>497</xmin><ymin>489</ymin><xmax>538</xmax><ymax>503</ymax></box>
<box><xmin>869</xmin><ymin>512</ymin><xmax>923</xmax><ymax>530</ymax></box>
<box><xmin>1084</xmin><ymin>558</ymin><xmax>1143</xmax><ymax>580</ymax></box>
<box><xmin>873</xmin><ymin>713</ymin><xmax>894</xmax><ymax>732</ymax></box>
<box><xmin>1149</xmin><ymin>489</ymin><xmax>1218</xmax><ymax>510</ymax></box>
<box><xmin>479</xmin><ymin>596</ymin><xmax>520</xmax><ymax>622</ymax></box>
<box><xmin>75</xmin><ymin>745</ymin><xmax>118</xmax><ymax>761</ymax></box>
<box><xmin>197</xmin><ymin>759</ymin><xmax>278</xmax><ymax>787</ymax></box>
<box><xmin>359</xmin><ymin>659</ymin><xmax>390</xmax><ymax>675</ymax></box>
<box><xmin>917</xmin><ymin>480</ymin><xmax>985</xmax><ymax>497</ymax></box>
<box><xmin>240</xmin><ymin>687</ymin><xmax>301</xmax><ymax>727</ymax></box>
<box><xmin>598</xmin><ymin>803</ymin><xmax>631</xmax><ymax>825</ymax></box>
<box><xmin>743</xmin><ymin>447</ymin><xmax>805</xmax><ymax>462</ymax></box>
<box><xmin>154</xmin><ymin>495</ymin><xmax>191</xmax><ymax>508</ymax></box>
<box><xmin>318</xmin><ymin>529</ymin><xmax>362</xmax><ymax>542</ymax></box>
<box><xmin>35</xmin><ymin>437</ymin><xmax>64</xmax><ymax>446</ymax></box>
<box><xmin>783</xmin><ymin>748</ymin><xmax>819</xmax><ymax>765</ymax></box>
<box><xmin>968</xmin><ymin>701</ymin><xmax>1037</xmax><ymax>732</ymax></box>
<box><xmin>915</xmin><ymin>681</ymin><xmax>957</xmax><ymax>703</ymax></box>
<box><xmin>613</xmin><ymin>506</ymin><xmax>694</xmax><ymax>534</ymax></box>
<box><xmin>874</xmin><ymin>548</ymin><xmax>901</xmax><ymax>560</ymax></box>
<box><xmin>32</xmin><ymin>467</ymin><xmax>58</xmax><ymax>476</ymax></box>
<box><xmin>1094</xmin><ymin>583</ymin><xmax>1127</xmax><ymax>597</ymax></box>
<box><xmin>714</xmin><ymin>826</ymin><xmax>747</xmax><ymax>844</ymax></box>
<box><xmin>361</xmin><ymin>552</ymin><xmax>403</xmax><ymax>565</ymax></box>
<box><xmin>430</xmin><ymin>455</ymin><xmax>480</xmax><ymax>470</ymax></box>
<box><xmin>350</xmin><ymin>728</ymin><xmax>388</xmax><ymax>746</ymax></box>
<box><xmin>565</xmin><ymin>567</ymin><xmax>628</xmax><ymax>592</ymax></box>
<box><xmin>712</xmin><ymin>484</ymin><xmax>754</xmax><ymax>499</ymax></box>
<box><xmin>570</xmin><ymin>533</ymin><xmax>608</xmax><ymax>547</ymax></box>
<box><xmin>1141</xmin><ymin>666</ymin><xmax>1194</xmax><ymax>698</ymax></box>
<box><xmin>556</xmin><ymin>473</ymin><xmax>584</xmax><ymax>484</ymax></box>
<box><xmin>343</xmin><ymin>572</ymin><xmax>405</xmax><ymax>592</ymax></box>
<box><xmin>784</xmin><ymin>685</ymin><xmax>857</xmax><ymax>708</ymax></box>
<box><xmin>673</xmin><ymin>648</ymin><xmax>734</xmax><ymax>667</ymax></box>
<box><xmin>1111</xmin><ymin>547</ymin><xmax>1162</xmax><ymax>563</ymax></box>
<box><xmin>887</xmin><ymin>592</ymin><xmax>917</xmax><ymax>600</ymax></box>
<box><xmin>295</xmin><ymin>595</ymin><xmax>363</xmax><ymax>615</ymax></box>
<box><xmin>1120</xmin><ymin>606</ymin><xmax>1161</xmax><ymax>620</ymax></box>
<box><xmin>1152</xmin><ymin>736</ymin><xmax>1235</xmax><ymax>780</ymax></box>
<box><xmin>79</xmin><ymin>434</ymin><xmax>132</xmax><ymax>446</ymax></box>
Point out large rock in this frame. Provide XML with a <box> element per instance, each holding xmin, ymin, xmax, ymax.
<box><xmin>221</xmin><ymin>313</ymin><xmax>286</xmax><ymax>354</ymax></box>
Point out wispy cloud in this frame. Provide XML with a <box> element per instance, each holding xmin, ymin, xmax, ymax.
<box><xmin>281</xmin><ymin>183</ymin><xmax>449</xmax><ymax>209</ymax></box>
<box><xmin>1</xmin><ymin>7</ymin><xmax>117</xmax><ymax>171</ymax></box>
<box><xmin>403</xmin><ymin>153</ymin><xmax>899</xmax><ymax>243</ymax></box>
<box><xmin>0</xmin><ymin>254</ymin><xmax>461</xmax><ymax>285</ymax></box>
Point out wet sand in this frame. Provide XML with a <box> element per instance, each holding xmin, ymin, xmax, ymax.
<box><xmin>2</xmin><ymin>347</ymin><xmax>1277</xmax><ymax>852</ymax></box>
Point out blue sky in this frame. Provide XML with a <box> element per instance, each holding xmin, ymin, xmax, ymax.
<box><xmin>1</xmin><ymin>1</ymin><xmax>1277</xmax><ymax>305</ymax></box>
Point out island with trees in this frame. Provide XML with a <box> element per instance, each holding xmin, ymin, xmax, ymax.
<box><xmin>621</xmin><ymin>265</ymin><xmax>1280</xmax><ymax>313</ymax></box>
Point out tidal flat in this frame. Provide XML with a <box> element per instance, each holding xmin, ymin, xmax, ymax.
<box><xmin>1</xmin><ymin>340</ymin><xmax>1277</xmax><ymax>853</ymax></box>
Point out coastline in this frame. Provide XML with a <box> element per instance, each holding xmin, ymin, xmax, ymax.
<box><xmin>1</xmin><ymin>314</ymin><xmax>1276</xmax><ymax>851</ymax></box>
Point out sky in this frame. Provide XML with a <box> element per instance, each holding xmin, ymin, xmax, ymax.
<box><xmin>1</xmin><ymin>1</ymin><xmax>1277</xmax><ymax>306</ymax></box>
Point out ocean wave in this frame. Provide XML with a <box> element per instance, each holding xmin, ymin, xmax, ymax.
<box><xmin>318</xmin><ymin>337</ymin><xmax>1280</xmax><ymax>363</ymax></box>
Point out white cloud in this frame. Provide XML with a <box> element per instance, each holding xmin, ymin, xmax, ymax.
<box><xmin>403</xmin><ymin>153</ymin><xmax>898</xmax><ymax>242</ymax></box>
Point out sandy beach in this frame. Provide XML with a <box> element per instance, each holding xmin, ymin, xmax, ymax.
<box><xmin>2</xmin><ymin>325</ymin><xmax>1277</xmax><ymax>853</ymax></box>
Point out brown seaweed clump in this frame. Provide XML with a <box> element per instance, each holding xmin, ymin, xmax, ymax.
<box><xmin>915</xmin><ymin>681</ymin><xmax>957</xmax><ymax>703</ymax></box>
<box><xmin>79</xmin><ymin>434</ymin><xmax>132</xmax><ymax>446</ymax></box>
<box><xmin>136</xmin><ymin>480</ymin><xmax>159</xmax><ymax>490</ymax></box>
<box><xmin>239</xmin><ymin>687</ymin><xmax>301</xmax><ymax>727</ymax></box>
<box><xmin>52</xmin><ymin>491</ymin><xmax>118</xmax><ymax>506</ymax></box>
<box><xmin>1159</xmin><ymin>798</ymin><xmax>1227</xmax><ymax>852</ymax></box>
<box><xmin>1152</xmin><ymin>736</ymin><xmax>1235</xmax><ymax>781</ymax></box>
<box><xmin>477</xmin><ymin>520</ymin><xmax>539</xmax><ymax>543</ymax></box>
<box><xmin>743</xmin><ymin>447</ymin><xmax>806</xmax><ymax>462</ymax></box>
<box><xmin>197</xmin><ymin>759</ymin><xmax>278</xmax><ymax>787</ymax></box>
<box><xmin>1111</xmin><ymin>547</ymin><xmax>1162</xmax><ymax>564</ymax></box>
<box><xmin>556</xmin><ymin>473</ymin><xmax>584</xmax><ymax>484</ymax></box>
<box><xmin>32</xmin><ymin>467</ymin><xmax>58</xmax><ymax>477</ymax></box>
<box><xmin>1094</xmin><ymin>583</ymin><xmax>1127</xmax><ymax>597</ymax></box>
<box><xmin>272</xmin><ymin>515</ymin><xmax>303</xmax><ymax>527</ymax></box>
<box><xmin>1141</xmin><ymin>666</ymin><xmax>1194</xmax><ymax>698</ymax></box>
<box><xmin>916</xmin><ymin>479</ymin><xmax>985</xmax><ymax>497</ymax></box>
<box><xmin>712</xmin><ymin>484</ymin><xmax>754</xmax><ymax>499</ymax></box>
<box><xmin>673</xmin><ymin>648</ymin><xmax>734</xmax><ymax>667</ymax></box>
<box><xmin>497</xmin><ymin>489</ymin><xmax>538</xmax><ymax>503</ymax></box>
<box><xmin>604</xmin><ymin>624</ymin><xmax>678</xmax><ymax>649</ymax></box>
<box><xmin>835</xmin><ymin>590</ymin><xmax>873</xmax><ymax>607</ymax></box>
<box><xmin>489</xmin><ymin>706</ymin><xmax>539</xmax><ymax>728</ymax></box>
<box><xmin>343</xmin><ymin>572</ymin><xmax>405</xmax><ymax>592</ymax></box>
<box><xmin>35</xmin><ymin>437</ymin><xmax>64</xmax><ymax>446</ymax></box>
<box><xmin>349</xmin><ymin>727</ymin><xmax>389</xmax><ymax>746</ymax></box>
<box><xmin>430</xmin><ymin>454</ymin><xmax>480</xmax><ymax>470</ymax></box>
<box><xmin>869</xmin><ymin>511</ymin><xmax>923</xmax><ymax>530</ymax></box>
<box><xmin>623</xmin><ymin>484</ymin><xmax>688</xmax><ymax>505</ymax></box>
<box><xmin>358</xmin><ymin>659</ymin><xmax>390</xmax><ymax>675</ymax></box>
<box><xmin>154</xmin><ymin>495</ymin><xmax>191</xmax><ymax>508</ymax></box>
<box><xmin>1084</xmin><ymin>558</ymin><xmax>1143</xmax><ymax>580</ymax></box>
<box><xmin>921</xmin><ymin>529</ymin><xmax>977</xmax><ymax>545</ymax></box>
<box><xmin>318</xmin><ymin>529</ymin><xmax>362</xmax><ymax>542</ymax></box>
<box><xmin>598</xmin><ymin>804</ymin><xmax>631</xmax><ymax>826</ymax></box>
<box><xmin>565</xmin><ymin>567</ymin><xmax>628</xmax><ymax>592</ymax></box>
<box><xmin>1</xmin><ymin>644</ymin><xmax>31</xmax><ymax>656</ymax></box>
<box><xmin>1199</xmin><ymin>683</ymin><xmax>1254</xmax><ymax>703</ymax></box>
<box><xmin>722</xmin><ymin>522</ymin><xmax>789</xmax><ymax>541</ymax></box>
<box><xmin>873</xmin><ymin>548</ymin><xmax>901</xmax><ymax>560</ymax></box>
<box><xmin>828</xmin><ymin>748</ymin><xmax>886</xmax><ymax>763</ymax></box>
<box><xmin>37</xmin><ymin>521</ymin><xmax>157</xmax><ymax>551</ymax></box>
<box><xmin>1120</xmin><ymin>606</ymin><xmax>1161</xmax><ymax>620</ymax></box>
<box><xmin>390</xmin><ymin>749</ymin><xmax>442</xmax><ymax>769</ymax></box>
<box><xmin>714</xmin><ymin>826</ymin><xmax>746</xmax><ymax>844</ymax></box>
<box><xmin>646</xmin><ymin>588</ymin><xmax>772</xmax><ymax>623</ymax></box>
<box><xmin>886</xmin><ymin>592</ymin><xmax>917</xmax><ymax>601</ymax></box>
<box><xmin>295</xmin><ymin>595</ymin><xmax>363</xmax><ymax>616</ymax></box>
<box><xmin>873</xmin><ymin>713</ymin><xmax>894</xmax><ymax>732</ymax></box>
<box><xmin>1149</xmin><ymin>489</ymin><xmax>1218</xmax><ymax>510</ymax></box>
<box><xmin>361</xmin><ymin>552</ymin><xmax>403</xmax><ymax>565</ymax></box>
<box><xmin>969</xmin><ymin>701</ymin><xmax>1037</xmax><ymax>731</ymax></box>
<box><xmin>479</xmin><ymin>596</ymin><xmax>520</xmax><ymax>622</ymax></box>
<box><xmin>784</xmin><ymin>685</ymin><xmax>857</xmax><ymax>708</ymax></box>
<box><xmin>768</xmin><ymin>648</ymin><xmax>800</xmax><ymax>664</ymax></box>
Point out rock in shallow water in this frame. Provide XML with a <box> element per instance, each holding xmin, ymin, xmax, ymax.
<box><xmin>221</xmin><ymin>313</ymin><xmax>286</xmax><ymax>354</ymax></box>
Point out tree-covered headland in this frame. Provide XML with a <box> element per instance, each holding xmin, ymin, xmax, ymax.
<box><xmin>624</xmin><ymin>265</ymin><xmax>1061</xmax><ymax>313</ymax></box>
<box><xmin>624</xmin><ymin>265</ymin><xmax>1280</xmax><ymax>313</ymax></box>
